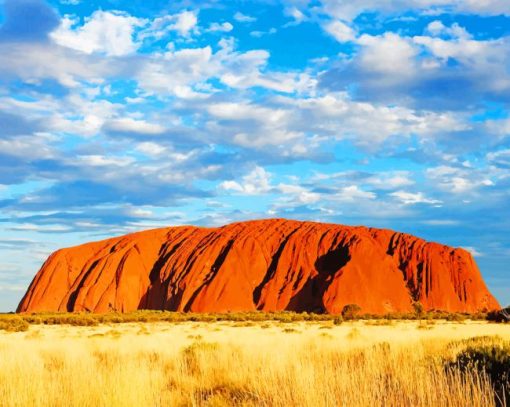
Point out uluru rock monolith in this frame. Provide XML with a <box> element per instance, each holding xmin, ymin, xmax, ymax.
<box><xmin>17</xmin><ymin>219</ymin><xmax>500</xmax><ymax>314</ymax></box>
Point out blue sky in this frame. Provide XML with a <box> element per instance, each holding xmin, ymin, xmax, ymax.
<box><xmin>0</xmin><ymin>0</ymin><xmax>509</xmax><ymax>311</ymax></box>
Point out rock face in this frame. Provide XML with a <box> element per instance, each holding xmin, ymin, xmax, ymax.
<box><xmin>17</xmin><ymin>219</ymin><xmax>500</xmax><ymax>314</ymax></box>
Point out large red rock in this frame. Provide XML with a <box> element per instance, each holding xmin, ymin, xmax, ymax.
<box><xmin>17</xmin><ymin>219</ymin><xmax>500</xmax><ymax>314</ymax></box>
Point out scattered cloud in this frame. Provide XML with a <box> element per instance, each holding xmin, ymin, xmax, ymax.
<box><xmin>284</xmin><ymin>6</ymin><xmax>307</xmax><ymax>25</ymax></box>
<box><xmin>220</xmin><ymin>166</ymin><xmax>272</xmax><ymax>195</ymax></box>
<box><xmin>390</xmin><ymin>191</ymin><xmax>442</xmax><ymax>205</ymax></box>
<box><xmin>249</xmin><ymin>28</ymin><xmax>277</xmax><ymax>38</ymax></box>
<box><xmin>51</xmin><ymin>11</ymin><xmax>145</xmax><ymax>56</ymax></box>
<box><xmin>207</xmin><ymin>22</ymin><xmax>233</xmax><ymax>33</ymax></box>
<box><xmin>324</xmin><ymin>20</ymin><xmax>356</xmax><ymax>42</ymax></box>
<box><xmin>463</xmin><ymin>246</ymin><xmax>483</xmax><ymax>257</ymax></box>
<box><xmin>426</xmin><ymin>166</ymin><xmax>495</xmax><ymax>194</ymax></box>
<box><xmin>233</xmin><ymin>12</ymin><xmax>256</xmax><ymax>23</ymax></box>
<box><xmin>103</xmin><ymin>118</ymin><xmax>166</xmax><ymax>135</ymax></box>
<box><xmin>140</xmin><ymin>10</ymin><xmax>198</xmax><ymax>40</ymax></box>
<box><xmin>487</xmin><ymin>149</ymin><xmax>510</xmax><ymax>168</ymax></box>
<box><xmin>168</xmin><ymin>10</ymin><xmax>198</xmax><ymax>37</ymax></box>
<box><xmin>306</xmin><ymin>0</ymin><xmax>510</xmax><ymax>23</ymax></box>
<box><xmin>320</xmin><ymin>23</ymin><xmax>510</xmax><ymax>109</ymax></box>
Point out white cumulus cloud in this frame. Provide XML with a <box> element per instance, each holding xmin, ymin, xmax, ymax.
<box><xmin>220</xmin><ymin>166</ymin><xmax>272</xmax><ymax>195</ymax></box>
<box><xmin>324</xmin><ymin>20</ymin><xmax>356</xmax><ymax>42</ymax></box>
<box><xmin>103</xmin><ymin>118</ymin><xmax>166</xmax><ymax>135</ymax></box>
<box><xmin>390</xmin><ymin>191</ymin><xmax>442</xmax><ymax>205</ymax></box>
<box><xmin>233</xmin><ymin>12</ymin><xmax>256</xmax><ymax>23</ymax></box>
<box><xmin>208</xmin><ymin>22</ymin><xmax>233</xmax><ymax>33</ymax></box>
<box><xmin>51</xmin><ymin>11</ymin><xmax>146</xmax><ymax>56</ymax></box>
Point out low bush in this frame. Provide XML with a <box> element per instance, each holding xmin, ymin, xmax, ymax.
<box><xmin>341</xmin><ymin>304</ymin><xmax>362</xmax><ymax>320</ymax></box>
<box><xmin>446</xmin><ymin>313</ymin><xmax>466</xmax><ymax>322</ymax></box>
<box><xmin>0</xmin><ymin>316</ymin><xmax>29</xmax><ymax>332</ymax></box>
<box><xmin>412</xmin><ymin>301</ymin><xmax>424</xmax><ymax>316</ymax></box>
<box><xmin>487</xmin><ymin>307</ymin><xmax>510</xmax><ymax>323</ymax></box>
<box><xmin>446</xmin><ymin>337</ymin><xmax>510</xmax><ymax>406</ymax></box>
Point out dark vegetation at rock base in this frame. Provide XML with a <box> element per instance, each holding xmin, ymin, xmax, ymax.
<box><xmin>446</xmin><ymin>336</ymin><xmax>510</xmax><ymax>407</ymax></box>
<box><xmin>1</xmin><ymin>308</ymin><xmax>508</xmax><ymax>331</ymax></box>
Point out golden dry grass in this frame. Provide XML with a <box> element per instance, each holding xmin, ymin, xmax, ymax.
<box><xmin>0</xmin><ymin>320</ymin><xmax>509</xmax><ymax>406</ymax></box>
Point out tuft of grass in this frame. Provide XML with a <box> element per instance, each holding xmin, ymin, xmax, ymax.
<box><xmin>282</xmin><ymin>327</ymin><xmax>298</xmax><ymax>333</ymax></box>
<box><xmin>137</xmin><ymin>326</ymin><xmax>150</xmax><ymax>335</ymax></box>
<box><xmin>365</xmin><ymin>319</ymin><xmax>395</xmax><ymax>326</ymax></box>
<box><xmin>417</xmin><ymin>320</ymin><xmax>435</xmax><ymax>330</ymax></box>
<box><xmin>347</xmin><ymin>327</ymin><xmax>361</xmax><ymax>340</ymax></box>
<box><xmin>106</xmin><ymin>329</ymin><xmax>122</xmax><ymax>339</ymax></box>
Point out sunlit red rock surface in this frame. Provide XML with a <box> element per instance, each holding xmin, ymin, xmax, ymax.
<box><xmin>17</xmin><ymin>219</ymin><xmax>500</xmax><ymax>314</ymax></box>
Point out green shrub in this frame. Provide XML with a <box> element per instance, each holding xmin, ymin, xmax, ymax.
<box><xmin>446</xmin><ymin>340</ymin><xmax>510</xmax><ymax>406</ymax></box>
<box><xmin>341</xmin><ymin>304</ymin><xmax>361</xmax><ymax>320</ymax></box>
<box><xmin>412</xmin><ymin>301</ymin><xmax>424</xmax><ymax>316</ymax></box>
<box><xmin>67</xmin><ymin>315</ymin><xmax>99</xmax><ymax>326</ymax></box>
<box><xmin>23</xmin><ymin>315</ymin><xmax>43</xmax><ymax>324</ymax></box>
<box><xmin>446</xmin><ymin>313</ymin><xmax>466</xmax><ymax>322</ymax></box>
<box><xmin>0</xmin><ymin>317</ymin><xmax>29</xmax><ymax>332</ymax></box>
<box><xmin>471</xmin><ymin>311</ymin><xmax>488</xmax><ymax>321</ymax></box>
<box><xmin>487</xmin><ymin>307</ymin><xmax>510</xmax><ymax>323</ymax></box>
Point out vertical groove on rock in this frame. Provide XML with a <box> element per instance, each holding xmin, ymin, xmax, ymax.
<box><xmin>66</xmin><ymin>259</ymin><xmax>100</xmax><ymax>311</ymax></box>
<box><xmin>252</xmin><ymin>227</ymin><xmax>300</xmax><ymax>308</ymax></box>
<box><xmin>183</xmin><ymin>238</ymin><xmax>236</xmax><ymax>312</ymax></box>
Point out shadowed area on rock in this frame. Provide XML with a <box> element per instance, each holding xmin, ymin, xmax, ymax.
<box><xmin>17</xmin><ymin>219</ymin><xmax>500</xmax><ymax>314</ymax></box>
<box><xmin>286</xmin><ymin>245</ymin><xmax>350</xmax><ymax>313</ymax></box>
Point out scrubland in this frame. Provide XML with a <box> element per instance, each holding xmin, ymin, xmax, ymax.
<box><xmin>0</xmin><ymin>315</ymin><xmax>509</xmax><ymax>407</ymax></box>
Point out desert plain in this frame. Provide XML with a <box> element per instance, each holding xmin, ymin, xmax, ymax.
<box><xmin>1</xmin><ymin>317</ymin><xmax>509</xmax><ymax>407</ymax></box>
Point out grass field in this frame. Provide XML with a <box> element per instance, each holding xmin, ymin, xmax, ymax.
<box><xmin>0</xmin><ymin>318</ymin><xmax>509</xmax><ymax>406</ymax></box>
